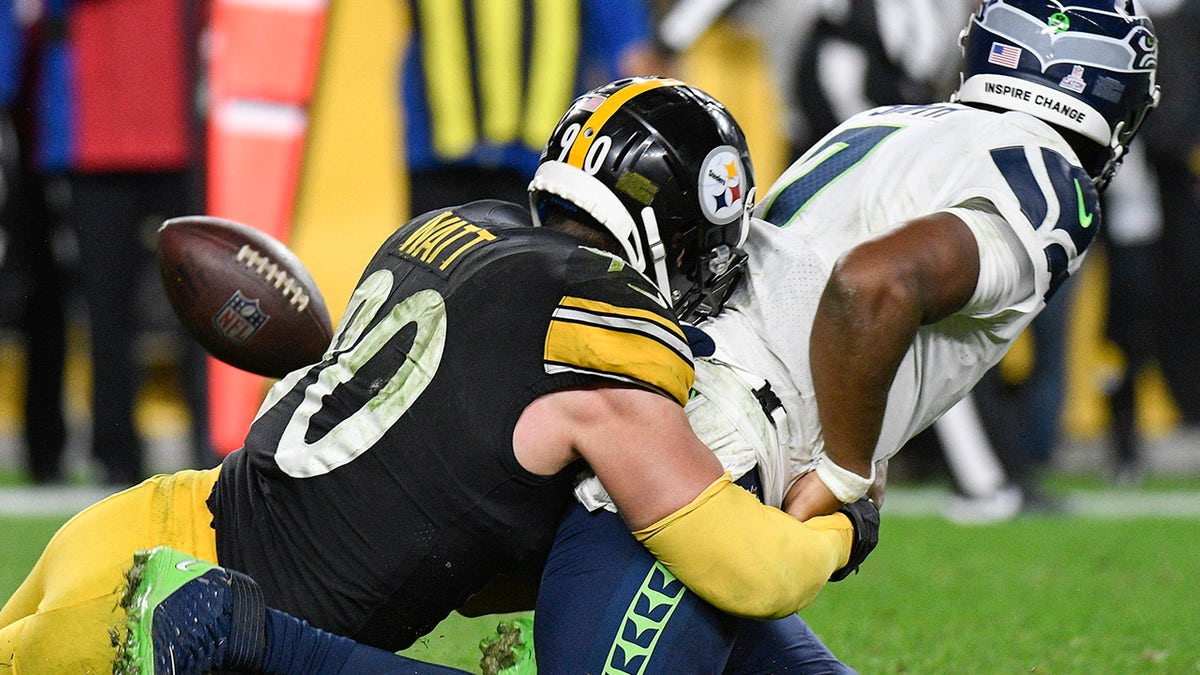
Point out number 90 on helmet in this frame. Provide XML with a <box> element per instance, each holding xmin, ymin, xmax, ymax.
<box><xmin>954</xmin><ymin>0</ymin><xmax>1160</xmax><ymax>190</ymax></box>
<box><xmin>529</xmin><ymin>77</ymin><xmax>755</xmax><ymax>322</ymax></box>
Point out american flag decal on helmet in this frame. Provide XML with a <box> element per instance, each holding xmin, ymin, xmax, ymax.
<box><xmin>988</xmin><ymin>42</ymin><xmax>1022</xmax><ymax>69</ymax></box>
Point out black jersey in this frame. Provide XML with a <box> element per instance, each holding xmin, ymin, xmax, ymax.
<box><xmin>208</xmin><ymin>200</ymin><xmax>692</xmax><ymax>650</ymax></box>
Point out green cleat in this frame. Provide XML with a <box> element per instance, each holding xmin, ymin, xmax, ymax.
<box><xmin>113</xmin><ymin>546</ymin><xmax>265</xmax><ymax>675</ymax></box>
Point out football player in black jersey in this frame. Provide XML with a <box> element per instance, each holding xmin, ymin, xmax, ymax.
<box><xmin>0</xmin><ymin>78</ymin><xmax>877</xmax><ymax>674</ymax></box>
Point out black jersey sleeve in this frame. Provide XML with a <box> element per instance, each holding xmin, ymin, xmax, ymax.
<box><xmin>542</xmin><ymin>246</ymin><xmax>694</xmax><ymax>406</ymax></box>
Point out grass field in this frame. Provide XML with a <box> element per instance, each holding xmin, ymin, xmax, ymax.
<box><xmin>4</xmin><ymin>501</ymin><xmax>1199</xmax><ymax>673</ymax></box>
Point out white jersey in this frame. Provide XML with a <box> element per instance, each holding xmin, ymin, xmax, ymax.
<box><xmin>575</xmin><ymin>102</ymin><xmax>1100</xmax><ymax>511</ymax></box>
<box><xmin>699</xmin><ymin>103</ymin><xmax>1100</xmax><ymax>506</ymax></box>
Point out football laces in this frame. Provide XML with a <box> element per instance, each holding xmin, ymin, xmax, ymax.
<box><xmin>235</xmin><ymin>245</ymin><xmax>312</xmax><ymax>312</ymax></box>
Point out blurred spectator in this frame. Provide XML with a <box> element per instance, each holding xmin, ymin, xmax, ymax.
<box><xmin>1090</xmin><ymin>0</ymin><xmax>1200</xmax><ymax>483</ymax></box>
<box><xmin>31</xmin><ymin>0</ymin><xmax>214</xmax><ymax>486</ymax></box>
<box><xmin>657</xmin><ymin>0</ymin><xmax>821</xmax><ymax>171</ymax></box>
<box><xmin>788</xmin><ymin>0</ymin><xmax>970</xmax><ymax>157</ymax></box>
<box><xmin>1140</xmin><ymin>0</ymin><xmax>1200</xmax><ymax>424</ymax></box>
<box><xmin>971</xmin><ymin>282</ymin><xmax>1077</xmax><ymax>511</ymax></box>
<box><xmin>399</xmin><ymin>0</ymin><xmax>669</xmax><ymax>218</ymax></box>
<box><xmin>1099</xmin><ymin>144</ymin><xmax>1162</xmax><ymax>485</ymax></box>
<box><xmin>935</xmin><ymin>394</ymin><xmax>1025</xmax><ymax>522</ymax></box>
<box><xmin>0</xmin><ymin>0</ymin><xmax>69</xmax><ymax>483</ymax></box>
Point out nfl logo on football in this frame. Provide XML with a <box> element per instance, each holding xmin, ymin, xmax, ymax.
<box><xmin>214</xmin><ymin>290</ymin><xmax>270</xmax><ymax>344</ymax></box>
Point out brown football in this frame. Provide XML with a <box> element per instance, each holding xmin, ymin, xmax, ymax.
<box><xmin>157</xmin><ymin>215</ymin><xmax>333</xmax><ymax>378</ymax></box>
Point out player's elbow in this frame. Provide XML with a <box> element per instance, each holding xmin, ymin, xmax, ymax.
<box><xmin>826</xmin><ymin>246</ymin><xmax>924</xmax><ymax>326</ymax></box>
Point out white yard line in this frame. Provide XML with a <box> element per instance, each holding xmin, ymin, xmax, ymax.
<box><xmin>883</xmin><ymin>487</ymin><xmax>1200</xmax><ymax>519</ymax></box>
<box><xmin>1</xmin><ymin>485</ymin><xmax>1198</xmax><ymax>518</ymax></box>
<box><xmin>0</xmin><ymin>486</ymin><xmax>121</xmax><ymax>516</ymax></box>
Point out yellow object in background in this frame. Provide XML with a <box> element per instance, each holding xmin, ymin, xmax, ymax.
<box><xmin>291</xmin><ymin>0</ymin><xmax>408</xmax><ymax>325</ymax></box>
<box><xmin>1062</xmin><ymin>247</ymin><xmax>1179</xmax><ymax>438</ymax></box>
<box><xmin>675</xmin><ymin>21</ymin><xmax>790</xmax><ymax>188</ymax></box>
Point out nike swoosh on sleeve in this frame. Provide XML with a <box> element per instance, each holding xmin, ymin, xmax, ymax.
<box><xmin>1074</xmin><ymin>178</ymin><xmax>1094</xmax><ymax>228</ymax></box>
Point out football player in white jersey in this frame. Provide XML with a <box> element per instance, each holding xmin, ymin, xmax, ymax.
<box><xmin>753</xmin><ymin>0</ymin><xmax>1159</xmax><ymax>520</ymax></box>
<box><xmin>532</xmin><ymin>0</ymin><xmax>1160</xmax><ymax>671</ymax></box>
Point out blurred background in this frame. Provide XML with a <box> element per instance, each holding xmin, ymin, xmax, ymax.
<box><xmin>1</xmin><ymin>0</ymin><xmax>1197</xmax><ymax>516</ymax></box>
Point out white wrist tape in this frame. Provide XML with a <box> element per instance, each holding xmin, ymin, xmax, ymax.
<box><xmin>815</xmin><ymin>456</ymin><xmax>875</xmax><ymax>504</ymax></box>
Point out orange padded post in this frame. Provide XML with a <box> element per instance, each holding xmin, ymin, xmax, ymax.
<box><xmin>206</xmin><ymin>0</ymin><xmax>328</xmax><ymax>455</ymax></box>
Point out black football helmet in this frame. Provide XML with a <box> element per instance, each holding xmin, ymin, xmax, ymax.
<box><xmin>953</xmin><ymin>0</ymin><xmax>1160</xmax><ymax>190</ymax></box>
<box><xmin>529</xmin><ymin>77</ymin><xmax>755</xmax><ymax>322</ymax></box>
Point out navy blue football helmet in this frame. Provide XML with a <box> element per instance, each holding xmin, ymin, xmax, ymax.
<box><xmin>529</xmin><ymin>77</ymin><xmax>754</xmax><ymax>322</ymax></box>
<box><xmin>954</xmin><ymin>0</ymin><xmax>1160</xmax><ymax>189</ymax></box>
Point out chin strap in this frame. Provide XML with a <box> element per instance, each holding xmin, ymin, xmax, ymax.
<box><xmin>736</xmin><ymin>186</ymin><xmax>756</xmax><ymax>247</ymax></box>
<box><xmin>640</xmin><ymin>206</ymin><xmax>673</xmax><ymax>302</ymax></box>
<box><xmin>1095</xmin><ymin>120</ymin><xmax>1128</xmax><ymax>192</ymax></box>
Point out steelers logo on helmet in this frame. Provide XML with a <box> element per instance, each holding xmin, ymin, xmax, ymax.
<box><xmin>530</xmin><ymin>76</ymin><xmax>755</xmax><ymax>321</ymax></box>
<box><xmin>699</xmin><ymin>145</ymin><xmax>748</xmax><ymax>226</ymax></box>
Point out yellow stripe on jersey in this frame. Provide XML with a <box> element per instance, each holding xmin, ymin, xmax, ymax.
<box><xmin>558</xmin><ymin>296</ymin><xmax>686</xmax><ymax>342</ymax></box>
<box><xmin>545</xmin><ymin>296</ymin><xmax>693</xmax><ymax>406</ymax></box>
<box><xmin>564</xmin><ymin>78</ymin><xmax>685</xmax><ymax>168</ymax></box>
<box><xmin>418</xmin><ymin>0</ymin><xmax>475</xmax><ymax>159</ymax></box>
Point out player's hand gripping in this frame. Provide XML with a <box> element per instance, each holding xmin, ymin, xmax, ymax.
<box><xmin>829</xmin><ymin>497</ymin><xmax>880</xmax><ymax>582</ymax></box>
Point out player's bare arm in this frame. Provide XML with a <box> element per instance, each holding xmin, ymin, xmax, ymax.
<box><xmin>789</xmin><ymin>211</ymin><xmax>980</xmax><ymax>521</ymax></box>
<box><xmin>515</xmin><ymin>384</ymin><xmax>870</xmax><ymax>618</ymax></box>
<box><xmin>514</xmin><ymin>385</ymin><xmax>724</xmax><ymax>527</ymax></box>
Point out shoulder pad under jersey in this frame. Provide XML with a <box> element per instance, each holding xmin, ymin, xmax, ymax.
<box><xmin>986</xmin><ymin>143</ymin><xmax>1099</xmax><ymax>300</ymax></box>
<box><xmin>544</xmin><ymin>247</ymin><xmax>694</xmax><ymax>405</ymax></box>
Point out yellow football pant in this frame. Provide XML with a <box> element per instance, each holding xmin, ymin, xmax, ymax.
<box><xmin>0</xmin><ymin>468</ymin><xmax>221</xmax><ymax>673</ymax></box>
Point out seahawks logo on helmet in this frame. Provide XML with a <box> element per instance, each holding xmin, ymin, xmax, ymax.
<box><xmin>1130</xmin><ymin>28</ymin><xmax>1158</xmax><ymax>70</ymax></box>
<box><xmin>954</xmin><ymin>0</ymin><xmax>1161</xmax><ymax>190</ymax></box>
